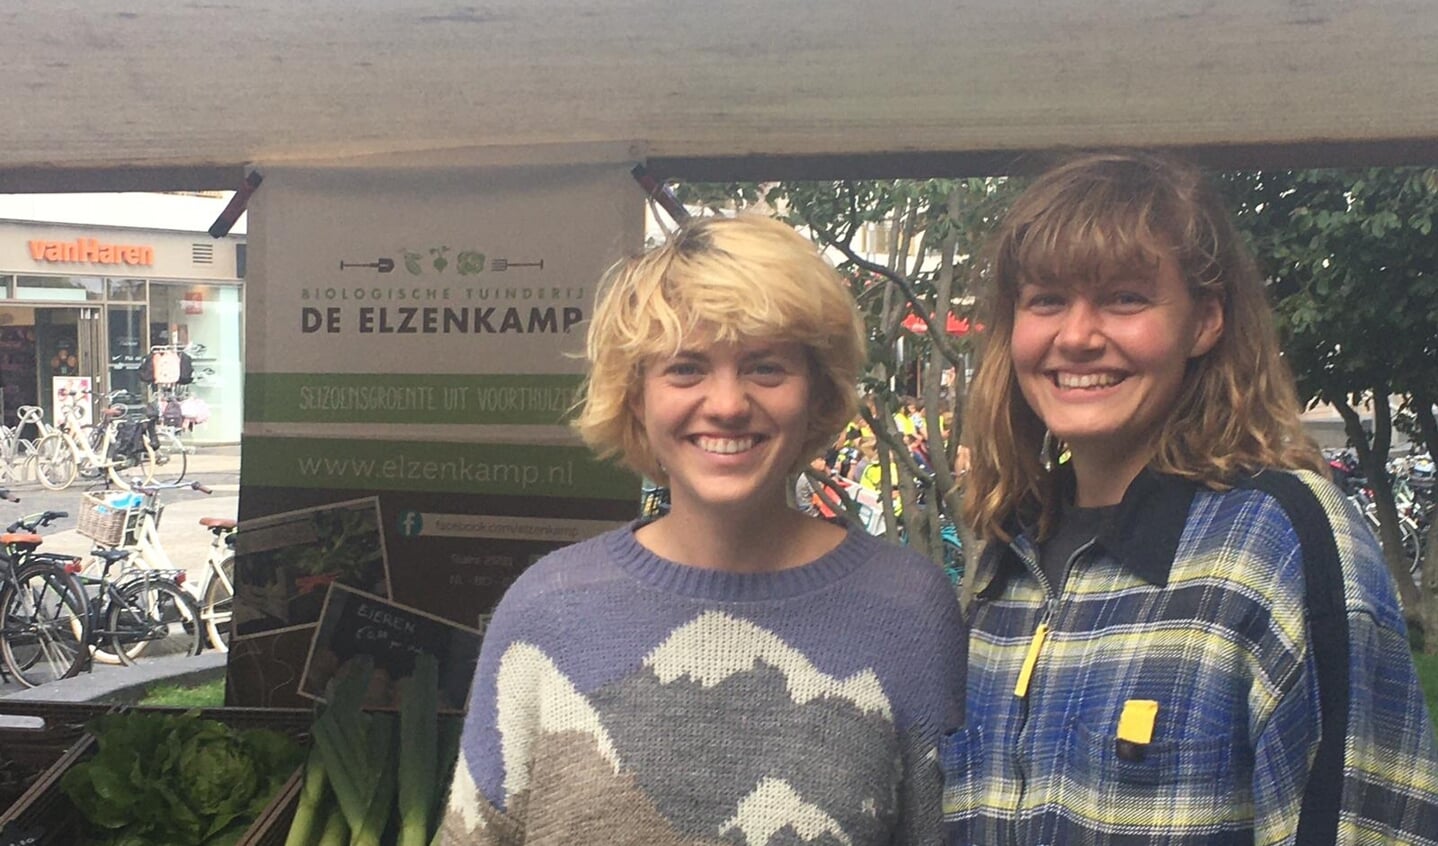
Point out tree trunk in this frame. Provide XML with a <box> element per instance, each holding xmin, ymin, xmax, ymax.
<box><xmin>1409</xmin><ymin>389</ymin><xmax>1438</xmax><ymax>653</ymax></box>
<box><xmin>1422</xmin><ymin>514</ymin><xmax>1438</xmax><ymax>653</ymax></box>
<box><xmin>1413</xmin><ymin>390</ymin><xmax>1438</xmax><ymax>467</ymax></box>
<box><xmin>1334</xmin><ymin>394</ymin><xmax>1423</xmax><ymax>615</ymax></box>
<box><xmin>921</xmin><ymin>187</ymin><xmax>962</xmax><ymax>569</ymax></box>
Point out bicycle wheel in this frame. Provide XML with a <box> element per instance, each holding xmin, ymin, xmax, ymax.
<box><xmin>1403</xmin><ymin>520</ymin><xmax>1423</xmax><ymax>585</ymax></box>
<box><xmin>202</xmin><ymin>555</ymin><xmax>234</xmax><ymax>652</ymax></box>
<box><xmin>0</xmin><ymin>562</ymin><xmax>89</xmax><ymax>688</ymax></box>
<box><xmin>13</xmin><ymin>438</ymin><xmax>37</xmax><ymax>485</ymax></box>
<box><xmin>77</xmin><ymin>426</ymin><xmax>108</xmax><ymax>480</ymax></box>
<box><xmin>105</xmin><ymin>576</ymin><xmax>203</xmax><ymax>666</ymax></box>
<box><xmin>142</xmin><ymin>429</ymin><xmax>188</xmax><ymax>485</ymax></box>
<box><xmin>33</xmin><ymin>432</ymin><xmax>77</xmax><ymax>491</ymax></box>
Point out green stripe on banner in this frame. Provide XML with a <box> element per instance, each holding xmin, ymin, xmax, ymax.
<box><xmin>246</xmin><ymin>373</ymin><xmax>584</xmax><ymax>425</ymax></box>
<box><xmin>242</xmin><ymin>435</ymin><xmax>636</xmax><ymax>498</ymax></box>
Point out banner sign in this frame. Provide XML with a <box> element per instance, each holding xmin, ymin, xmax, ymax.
<box><xmin>230</xmin><ymin>164</ymin><xmax>642</xmax><ymax>707</ymax></box>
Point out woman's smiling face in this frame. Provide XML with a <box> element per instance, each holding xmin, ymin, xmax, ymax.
<box><xmin>633</xmin><ymin>337</ymin><xmax>813</xmax><ymax>518</ymax></box>
<box><xmin>1010</xmin><ymin>251</ymin><xmax>1223</xmax><ymax>472</ymax></box>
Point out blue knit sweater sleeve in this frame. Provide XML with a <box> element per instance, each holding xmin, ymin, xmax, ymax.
<box><xmin>438</xmin><ymin>525</ymin><xmax>965</xmax><ymax>846</ymax></box>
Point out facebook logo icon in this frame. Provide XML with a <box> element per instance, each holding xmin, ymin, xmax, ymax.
<box><xmin>398</xmin><ymin>511</ymin><xmax>424</xmax><ymax>537</ymax></box>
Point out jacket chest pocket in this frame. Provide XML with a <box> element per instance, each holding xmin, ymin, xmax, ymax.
<box><xmin>1062</xmin><ymin>719</ymin><xmax>1254</xmax><ymax>831</ymax></box>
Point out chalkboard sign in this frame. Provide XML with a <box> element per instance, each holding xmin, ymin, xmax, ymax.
<box><xmin>300</xmin><ymin>584</ymin><xmax>482</xmax><ymax>712</ymax></box>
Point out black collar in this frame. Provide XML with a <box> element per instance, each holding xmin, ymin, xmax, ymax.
<box><xmin>972</xmin><ymin>468</ymin><xmax>1202</xmax><ymax>598</ymax></box>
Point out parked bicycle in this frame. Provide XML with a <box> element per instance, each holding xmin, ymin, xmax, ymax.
<box><xmin>0</xmin><ymin>487</ymin><xmax>206</xmax><ymax>685</ymax></box>
<box><xmin>76</xmin><ymin>479</ymin><xmax>230</xmax><ymax>651</ymax></box>
<box><xmin>108</xmin><ymin>389</ymin><xmax>190</xmax><ymax>485</ymax></box>
<box><xmin>74</xmin><ymin>546</ymin><xmax>204</xmax><ymax>667</ymax></box>
<box><xmin>32</xmin><ymin>388</ymin><xmax>184</xmax><ymax>490</ymax></box>
<box><xmin>0</xmin><ymin>491</ymin><xmax>91</xmax><ymax>688</ymax></box>
<box><xmin>1326</xmin><ymin>446</ymin><xmax>1433</xmax><ymax>585</ymax></box>
<box><xmin>195</xmin><ymin>515</ymin><xmax>236</xmax><ymax>652</ymax></box>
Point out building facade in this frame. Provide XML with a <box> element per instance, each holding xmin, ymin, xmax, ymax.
<box><xmin>0</xmin><ymin>216</ymin><xmax>244</xmax><ymax>444</ymax></box>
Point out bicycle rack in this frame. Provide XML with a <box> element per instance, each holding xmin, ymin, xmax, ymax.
<box><xmin>5</xmin><ymin>407</ymin><xmax>48</xmax><ymax>486</ymax></box>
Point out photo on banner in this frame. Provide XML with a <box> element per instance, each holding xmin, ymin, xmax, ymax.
<box><xmin>232</xmin><ymin>496</ymin><xmax>389</xmax><ymax>641</ymax></box>
<box><xmin>299</xmin><ymin>583</ymin><xmax>483</xmax><ymax>712</ymax></box>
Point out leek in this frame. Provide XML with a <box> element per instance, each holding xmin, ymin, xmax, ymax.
<box><xmin>350</xmin><ymin>712</ymin><xmax>398</xmax><ymax>846</ymax></box>
<box><xmin>311</xmin><ymin>655</ymin><xmax>393</xmax><ymax>844</ymax></box>
<box><xmin>398</xmin><ymin>654</ymin><xmax>440</xmax><ymax>846</ymax></box>
<box><xmin>316</xmin><ymin>803</ymin><xmax>349</xmax><ymax>846</ymax></box>
<box><xmin>284</xmin><ymin>745</ymin><xmax>329</xmax><ymax>846</ymax></box>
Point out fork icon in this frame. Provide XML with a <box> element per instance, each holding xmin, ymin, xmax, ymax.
<box><xmin>491</xmin><ymin>259</ymin><xmax>544</xmax><ymax>272</ymax></box>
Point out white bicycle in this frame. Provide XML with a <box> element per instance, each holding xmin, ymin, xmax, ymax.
<box><xmin>77</xmin><ymin>479</ymin><xmax>225</xmax><ymax>657</ymax></box>
<box><xmin>194</xmin><ymin>514</ymin><xmax>236</xmax><ymax>651</ymax></box>
<box><xmin>33</xmin><ymin>389</ymin><xmax>182</xmax><ymax>490</ymax></box>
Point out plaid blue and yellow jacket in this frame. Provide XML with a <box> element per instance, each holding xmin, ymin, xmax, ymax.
<box><xmin>944</xmin><ymin>468</ymin><xmax>1438</xmax><ymax>845</ymax></box>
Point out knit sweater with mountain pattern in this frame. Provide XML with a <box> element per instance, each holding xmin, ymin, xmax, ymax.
<box><xmin>436</xmin><ymin>523</ymin><xmax>966</xmax><ymax>846</ymax></box>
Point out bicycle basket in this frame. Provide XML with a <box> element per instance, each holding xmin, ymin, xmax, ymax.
<box><xmin>76</xmin><ymin>491</ymin><xmax>144</xmax><ymax>546</ymax></box>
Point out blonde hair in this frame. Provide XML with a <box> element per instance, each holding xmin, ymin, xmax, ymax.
<box><xmin>964</xmin><ymin>151</ymin><xmax>1324</xmax><ymax>542</ymax></box>
<box><xmin>573</xmin><ymin>214</ymin><xmax>867</xmax><ymax>482</ymax></box>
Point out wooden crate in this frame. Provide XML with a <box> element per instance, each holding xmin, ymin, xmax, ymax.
<box><xmin>0</xmin><ymin>706</ymin><xmax>311</xmax><ymax>845</ymax></box>
<box><xmin>0</xmin><ymin>702</ymin><xmax>113</xmax><ymax>821</ymax></box>
<box><xmin>241</xmin><ymin>767</ymin><xmax>305</xmax><ymax>846</ymax></box>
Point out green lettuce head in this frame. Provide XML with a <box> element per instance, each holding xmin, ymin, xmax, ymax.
<box><xmin>178</xmin><ymin>721</ymin><xmax>262</xmax><ymax>822</ymax></box>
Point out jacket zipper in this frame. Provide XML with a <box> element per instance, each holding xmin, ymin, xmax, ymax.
<box><xmin>1010</xmin><ymin>538</ymin><xmax>1094</xmax><ymax>844</ymax></box>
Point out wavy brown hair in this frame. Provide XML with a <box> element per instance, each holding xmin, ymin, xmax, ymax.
<box><xmin>964</xmin><ymin>151</ymin><xmax>1324</xmax><ymax>543</ymax></box>
<box><xmin>572</xmin><ymin>214</ymin><xmax>867</xmax><ymax>483</ymax></box>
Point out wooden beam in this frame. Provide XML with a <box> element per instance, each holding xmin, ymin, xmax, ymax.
<box><xmin>3</xmin><ymin>136</ymin><xmax>1434</xmax><ymax>193</ymax></box>
<box><xmin>0</xmin><ymin>165</ymin><xmax>246</xmax><ymax>194</ymax></box>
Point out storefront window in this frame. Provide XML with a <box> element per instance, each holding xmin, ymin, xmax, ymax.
<box><xmin>0</xmin><ymin>308</ymin><xmax>36</xmax><ymax>430</ymax></box>
<box><xmin>107</xmin><ymin>277</ymin><xmax>146</xmax><ymax>301</ymax></box>
<box><xmin>108</xmin><ymin>305</ymin><xmax>147</xmax><ymax>400</ymax></box>
<box><xmin>149</xmin><ymin>282</ymin><xmax>242</xmax><ymax>443</ymax></box>
<box><xmin>16</xmin><ymin>275</ymin><xmax>103</xmax><ymax>301</ymax></box>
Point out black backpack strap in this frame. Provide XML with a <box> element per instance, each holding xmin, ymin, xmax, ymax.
<box><xmin>1237</xmin><ymin>472</ymin><xmax>1348</xmax><ymax>844</ymax></box>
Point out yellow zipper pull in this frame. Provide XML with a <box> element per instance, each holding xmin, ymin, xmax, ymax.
<box><xmin>1014</xmin><ymin>621</ymin><xmax>1049</xmax><ymax>698</ymax></box>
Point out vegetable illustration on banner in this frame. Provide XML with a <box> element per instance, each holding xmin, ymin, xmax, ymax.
<box><xmin>392</xmin><ymin>245</ymin><xmax>545</xmax><ymax>276</ymax></box>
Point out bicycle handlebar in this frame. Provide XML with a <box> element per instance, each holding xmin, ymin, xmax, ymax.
<box><xmin>129</xmin><ymin>479</ymin><xmax>211</xmax><ymax>497</ymax></box>
<box><xmin>6</xmin><ymin>510</ymin><xmax>68</xmax><ymax>533</ymax></box>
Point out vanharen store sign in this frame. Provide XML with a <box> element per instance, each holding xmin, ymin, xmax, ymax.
<box><xmin>28</xmin><ymin>237</ymin><xmax>156</xmax><ymax>266</ymax></box>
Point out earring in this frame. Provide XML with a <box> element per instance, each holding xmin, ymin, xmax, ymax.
<box><xmin>1039</xmin><ymin>429</ymin><xmax>1055</xmax><ymax>473</ymax></box>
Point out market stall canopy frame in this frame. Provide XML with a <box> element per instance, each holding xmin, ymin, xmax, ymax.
<box><xmin>1</xmin><ymin>0</ymin><xmax>1435</xmax><ymax>190</ymax></box>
